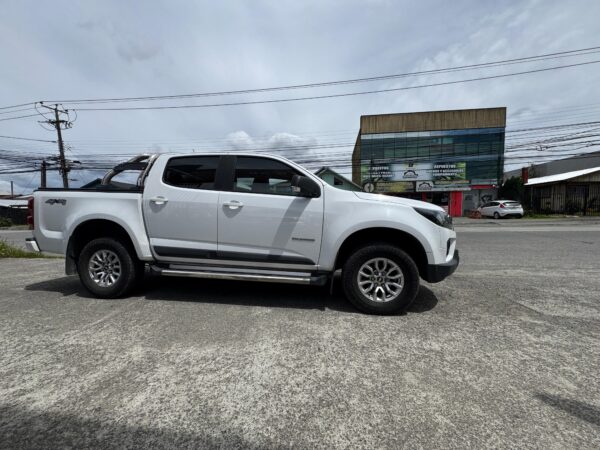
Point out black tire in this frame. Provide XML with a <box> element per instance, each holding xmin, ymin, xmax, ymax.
<box><xmin>341</xmin><ymin>244</ymin><xmax>420</xmax><ymax>315</ymax></box>
<box><xmin>77</xmin><ymin>237</ymin><xmax>141</xmax><ymax>298</ymax></box>
<box><xmin>493</xmin><ymin>212</ymin><xmax>500</xmax><ymax>219</ymax></box>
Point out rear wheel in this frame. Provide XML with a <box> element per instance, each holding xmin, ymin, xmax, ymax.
<box><xmin>342</xmin><ymin>244</ymin><xmax>420</xmax><ymax>315</ymax></box>
<box><xmin>77</xmin><ymin>238</ymin><xmax>141</xmax><ymax>298</ymax></box>
<box><xmin>493</xmin><ymin>211</ymin><xmax>500</xmax><ymax>219</ymax></box>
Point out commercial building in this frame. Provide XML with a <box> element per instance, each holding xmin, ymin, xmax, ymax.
<box><xmin>352</xmin><ymin>107</ymin><xmax>506</xmax><ymax>216</ymax></box>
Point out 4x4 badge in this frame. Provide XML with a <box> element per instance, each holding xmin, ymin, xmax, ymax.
<box><xmin>45</xmin><ymin>199</ymin><xmax>67</xmax><ymax>205</ymax></box>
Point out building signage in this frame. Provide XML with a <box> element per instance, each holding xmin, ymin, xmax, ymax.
<box><xmin>416</xmin><ymin>181</ymin><xmax>471</xmax><ymax>192</ymax></box>
<box><xmin>391</xmin><ymin>162</ymin><xmax>432</xmax><ymax>181</ymax></box>
<box><xmin>361</xmin><ymin>160</ymin><xmax>472</xmax><ymax>192</ymax></box>
<box><xmin>416</xmin><ymin>181</ymin><xmax>434</xmax><ymax>192</ymax></box>
<box><xmin>432</xmin><ymin>162</ymin><xmax>467</xmax><ymax>181</ymax></box>
<box><xmin>376</xmin><ymin>181</ymin><xmax>415</xmax><ymax>193</ymax></box>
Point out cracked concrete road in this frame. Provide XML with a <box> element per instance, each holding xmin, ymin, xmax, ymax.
<box><xmin>0</xmin><ymin>225</ymin><xmax>599</xmax><ymax>449</ymax></box>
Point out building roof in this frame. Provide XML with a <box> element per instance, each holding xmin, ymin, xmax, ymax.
<box><xmin>314</xmin><ymin>166</ymin><xmax>363</xmax><ymax>189</ymax></box>
<box><xmin>525</xmin><ymin>166</ymin><xmax>600</xmax><ymax>186</ymax></box>
<box><xmin>359</xmin><ymin>107</ymin><xmax>506</xmax><ymax>134</ymax></box>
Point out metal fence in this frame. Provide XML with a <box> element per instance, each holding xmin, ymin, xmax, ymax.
<box><xmin>526</xmin><ymin>183</ymin><xmax>600</xmax><ymax>216</ymax></box>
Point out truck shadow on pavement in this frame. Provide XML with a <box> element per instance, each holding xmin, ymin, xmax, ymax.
<box><xmin>0</xmin><ymin>404</ymin><xmax>257</xmax><ymax>450</ymax></box>
<box><xmin>535</xmin><ymin>393</ymin><xmax>600</xmax><ymax>427</ymax></box>
<box><xmin>25</xmin><ymin>274</ymin><xmax>439</xmax><ymax>315</ymax></box>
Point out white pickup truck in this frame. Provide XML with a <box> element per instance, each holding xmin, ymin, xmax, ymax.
<box><xmin>26</xmin><ymin>153</ymin><xmax>458</xmax><ymax>314</ymax></box>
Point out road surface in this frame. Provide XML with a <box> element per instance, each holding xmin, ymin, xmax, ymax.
<box><xmin>0</xmin><ymin>224</ymin><xmax>599</xmax><ymax>448</ymax></box>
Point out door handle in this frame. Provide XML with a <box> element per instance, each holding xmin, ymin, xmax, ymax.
<box><xmin>149</xmin><ymin>196</ymin><xmax>168</xmax><ymax>205</ymax></box>
<box><xmin>223</xmin><ymin>200</ymin><xmax>243</xmax><ymax>210</ymax></box>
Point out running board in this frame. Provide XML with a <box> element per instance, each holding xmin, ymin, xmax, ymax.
<box><xmin>151</xmin><ymin>266</ymin><xmax>327</xmax><ymax>286</ymax></box>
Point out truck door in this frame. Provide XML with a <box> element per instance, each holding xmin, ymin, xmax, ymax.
<box><xmin>217</xmin><ymin>156</ymin><xmax>324</xmax><ymax>268</ymax></box>
<box><xmin>142</xmin><ymin>155</ymin><xmax>220</xmax><ymax>261</ymax></box>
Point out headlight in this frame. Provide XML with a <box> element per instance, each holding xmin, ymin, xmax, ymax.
<box><xmin>414</xmin><ymin>207</ymin><xmax>453</xmax><ymax>230</ymax></box>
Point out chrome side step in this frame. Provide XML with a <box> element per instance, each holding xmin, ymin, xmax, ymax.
<box><xmin>151</xmin><ymin>266</ymin><xmax>327</xmax><ymax>286</ymax></box>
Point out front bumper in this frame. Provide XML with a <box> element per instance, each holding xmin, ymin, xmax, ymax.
<box><xmin>25</xmin><ymin>238</ymin><xmax>41</xmax><ymax>253</ymax></box>
<box><xmin>423</xmin><ymin>249</ymin><xmax>459</xmax><ymax>283</ymax></box>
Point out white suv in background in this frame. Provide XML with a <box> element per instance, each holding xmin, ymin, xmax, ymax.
<box><xmin>478</xmin><ymin>200</ymin><xmax>524</xmax><ymax>219</ymax></box>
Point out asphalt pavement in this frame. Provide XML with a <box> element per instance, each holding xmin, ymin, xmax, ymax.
<box><xmin>1</xmin><ymin>224</ymin><xmax>599</xmax><ymax>448</ymax></box>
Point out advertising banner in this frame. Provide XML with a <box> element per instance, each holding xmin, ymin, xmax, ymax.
<box><xmin>361</xmin><ymin>160</ymin><xmax>471</xmax><ymax>192</ymax></box>
<box><xmin>376</xmin><ymin>181</ymin><xmax>415</xmax><ymax>193</ymax></box>
<box><xmin>390</xmin><ymin>162</ymin><xmax>433</xmax><ymax>181</ymax></box>
<box><xmin>428</xmin><ymin>162</ymin><xmax>470</xmax><ymax>191</ymax></box>
<box><xmin>432</xmin><ymin>162</ymin><xmax>468</xmax><ymax>184</ymax></box>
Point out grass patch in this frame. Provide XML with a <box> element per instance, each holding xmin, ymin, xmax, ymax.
<box><xmin>0</xmin><ymin>240</ymin><xmax>57</xmax><ymax>258</ymax></box>
<box><xmin>0</xmin><ymin>225</ymin><xmax>30</xmax><ymax>230</ymax></box>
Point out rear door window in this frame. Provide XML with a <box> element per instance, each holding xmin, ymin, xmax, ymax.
<box><xmin>163</xmin><ymin>156</ymin><xmax>220</xmax><ymax>190</ymax></box>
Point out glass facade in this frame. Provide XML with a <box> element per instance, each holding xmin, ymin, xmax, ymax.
<box><xmin>358</xmin><ymin>127</ymin><xmax>505</xmax><ymax>193</ymax></box>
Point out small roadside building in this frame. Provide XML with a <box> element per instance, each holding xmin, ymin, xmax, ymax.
<box><xmin>525</xmin><ymin>167</ymin><xmax>600</xmax><ymax>215</ymax></box>
<box><xmin>0</xmin><ymin>198</ymin><xmax>29</xmax><ymax>225</ymax></box>
<box><xmin>315</xmin><ymin>167</ymin><xmax>363</xmax><ymax>191</ymax></box>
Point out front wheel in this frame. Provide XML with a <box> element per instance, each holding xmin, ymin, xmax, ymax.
<box><xmin>493</xmin><ymin>212</ymin><xmax>500</xmax><ymax>219</ymax></box>
<box><xmin>77</xmin><ymin>238</ymin><xmax>141</xmax><ymax>298</ymax></box>
<box><xmin>342</xmin><ymin>244</ymin><xmax>420</xmax><ymax>315</ymax></box>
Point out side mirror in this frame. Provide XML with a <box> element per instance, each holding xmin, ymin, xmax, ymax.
<box><xmin>291</xmin><ymin>175</ymin><xmax>320</xmax><ymax>198</ymax></box>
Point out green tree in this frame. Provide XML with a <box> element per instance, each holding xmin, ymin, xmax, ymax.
<box><xmin>499</xmin><ymin>176</ymin><xmax>524</xmax><ymax>201</ymax></box>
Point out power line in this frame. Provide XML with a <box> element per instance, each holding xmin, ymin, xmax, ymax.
<box><xmin>0</xmin><ymin>113</ymin><xmax>42</xmax><ymax>122</ymax></box>
<box><xmin>0</xmin><ymin>107</ymin><xmax>37</xmax><ymax>116</ymax></box>
<box><xmin>72</xmin><ymin>60</ymin><xmax>600</xmax><ymax>112</ymax></box>
<box><xmin>40</xmin><ymin>45</ymin><xmax>600</xmax><ymax>105</ymax></box>
<box><xmin>0</xmin><ymin>102</ymin><xmax>35</xmax><ymax>111</ymax></box>
<box><xmin>2</xmin><ymin>119</ymin><xmax>600</xmax><ymax>178</ymax></box>
<box><xmin>3</xmin><ymin>149</ymin><xmax>600</xmax><ymax>176</ymax></box>
<box><xmin>0</xmin><ymin>134</ymin><xmax>56</xmax><ymax>143</ymax></box>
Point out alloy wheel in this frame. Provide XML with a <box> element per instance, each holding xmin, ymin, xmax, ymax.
<box><xmin>88</xmin><ymin>249</ymin><xmax>122</xmax><ymax>287</ymax></box>
<box><xmin>357</xmin><ymin>257</ymin><xmax>404</xmax><ymax>302</ymax></box>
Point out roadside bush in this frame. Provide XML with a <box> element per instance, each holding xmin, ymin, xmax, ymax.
<box><xmin>0</xmin><ymin>217</ymin><xmax>13</xmax><ymax>227</ymax></box>
<box><xmin>499</xmin><ymin>177</ymin><xmax>524</xmax><ymax>201</ymax></box>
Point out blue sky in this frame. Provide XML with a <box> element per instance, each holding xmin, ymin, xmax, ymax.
<box><xmin>1</xmin><ymin>0</ymin><xmax>600</xmax><ymax>193</ymax></box>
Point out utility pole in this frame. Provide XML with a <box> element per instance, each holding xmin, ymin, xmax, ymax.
<box><xmin>10</xmin><ymin>181</ymin><xmax>14</xmax><ymax>197</ymax></box>
<box><xmin>40</xmin><ymin>103</ymin><xmax>72</xmax><ymax>188</ymax></box>
<box><xmin>40</xmin><ymin>161</ymin><xmax>47</xmax><ymax>188</ymax></box>
<box><xmin>53</xmin><ymin>106</ymin><xmax>68</xmax><ymax>188</ymax></box>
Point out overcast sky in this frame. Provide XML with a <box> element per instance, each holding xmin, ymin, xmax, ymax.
<box><xmin>1</xmin><ymin>0</ymin><xmax>600</xmax><ymax>193</ymax></box>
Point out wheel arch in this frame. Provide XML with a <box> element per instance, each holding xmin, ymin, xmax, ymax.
<box><xmin>334</xmin><ymin>227</ymin><xmax>430</xmax><ymax>278</ymax></box>
<box><xmin>66</xmin><ymin>219</ymin><xmax>139</xmax><ymax>275</ymax></box>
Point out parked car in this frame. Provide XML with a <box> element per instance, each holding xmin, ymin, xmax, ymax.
<box><xmin>25</xmin><ymin>153</ymin><xmax>459</xmax><ymax>315</ymax></box>
<box><xmin>478</xmin><ymin>200</ymin><xmax>524</xmax><ymax>219</ymax></box>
